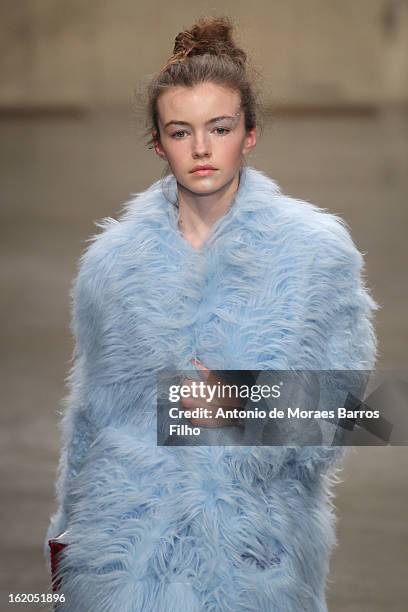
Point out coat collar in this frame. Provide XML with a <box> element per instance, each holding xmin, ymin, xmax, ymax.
<box><xmin>123</xmin><ymin>165</ymin><xmax>283</xmax><ymax>257</ymax></box>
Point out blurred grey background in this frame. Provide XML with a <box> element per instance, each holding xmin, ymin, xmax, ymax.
<box><xmin>1</xmin><ymin>1</ymin><xmax>407</xmax><ymax>610</ymax></box>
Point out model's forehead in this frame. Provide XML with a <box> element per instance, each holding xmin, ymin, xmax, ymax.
<box><xmin>157</xmin><ymin>83</ymin><xmax>241</xmax><ymax>123</ymax></box>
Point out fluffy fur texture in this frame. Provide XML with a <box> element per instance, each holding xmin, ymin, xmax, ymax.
<box><xmin>45</xmin><ymin>166</ymin><xmax>379</xmax><ymax>611</ymax></box>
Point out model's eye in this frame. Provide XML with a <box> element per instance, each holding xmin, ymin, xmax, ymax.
<box><xmin>171</xmin><ymin>130</ymin><xmax>188</xmax><ymax>139</ymax></box>
<box><xmin>170</xmin><ymin>127</ymin><xmax>230</xmax><ymax>139</ymax></box>
<box><xmin>213</xmin><ymin>127</ymin><xmax>231</xmax><ymax>136</ymax></box>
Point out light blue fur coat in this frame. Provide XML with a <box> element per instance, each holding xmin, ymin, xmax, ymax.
<box><xmin>45</xmin><ymin>166</ymin><xmax>378</xmax><ymax>611</ymax></box>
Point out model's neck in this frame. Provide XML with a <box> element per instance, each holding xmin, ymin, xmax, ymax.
<box><xmin>176</xmin><ymin>171</ymin><xmax>241</xmax><ymax>249</ymax></box>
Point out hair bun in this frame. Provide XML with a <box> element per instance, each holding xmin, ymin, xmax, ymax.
<box><xmin>172</xmin><ymin>16</ymin><xmax>246</xmax><ymax>67</ymax></box>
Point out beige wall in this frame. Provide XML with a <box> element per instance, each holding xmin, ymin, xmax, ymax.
<box><xmin>1</xmin><ymin>0</ymin><xmax>407</xmax><ymax>109</ymax></box>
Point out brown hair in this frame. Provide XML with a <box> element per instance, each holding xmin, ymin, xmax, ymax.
<box><xmin>139</xmin><ymin>15</ymin><xmax>264</xmax><ymax>151</ymax></box>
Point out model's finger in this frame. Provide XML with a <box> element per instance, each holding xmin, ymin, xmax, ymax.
<box><xmin>191</xmin><ymin>357</ymin><xmax>209</xmax><ymax>371</ymax></box>
<box><xmin>191</xmin><ymin>358</ymin><xmax>211</xmax><ymax>381</ymax></box>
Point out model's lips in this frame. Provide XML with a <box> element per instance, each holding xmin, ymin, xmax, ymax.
<box><xmin>190</xmin><ymin>166</ymin><xmax>217</xmax><ymax>175</ymax></box>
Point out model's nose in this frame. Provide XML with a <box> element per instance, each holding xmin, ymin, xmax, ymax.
<box><xmin>192</xmin><ymin>133</ymin><xmax>211</xmax><ymax>158</ymax></box>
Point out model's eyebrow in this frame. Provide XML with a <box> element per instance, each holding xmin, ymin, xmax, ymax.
<box><xmin>164</xmin><ymin>115</ymin><xmax>238</xmax><ymax>128</ymax></box>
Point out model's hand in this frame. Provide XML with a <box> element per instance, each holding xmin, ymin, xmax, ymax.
<box><xmin>179</xmin><ymin>358</ymin><xmax>245</xmax><ymax>428</ymax></box>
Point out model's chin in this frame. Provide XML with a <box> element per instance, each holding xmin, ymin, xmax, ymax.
<box><xmin>182</xmin><ymin>172</ymin><xmax>219</xmax><ymax>188</ymax></box>
<box><xmin>174</xmin><ymin>171</ymin><xmax>230</xmax><ymax>196</ymax></box>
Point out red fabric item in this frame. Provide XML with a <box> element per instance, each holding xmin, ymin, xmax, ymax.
<box><xmin>49</xmin><ymin>539</ymin><xmax>68</xmax><ymax>592</ymax></box>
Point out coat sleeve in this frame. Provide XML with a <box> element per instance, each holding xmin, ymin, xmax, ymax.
<box><xmin>284</xmin><ymin>215</ymin><xmax>380</xmax><ymax>480</ymax></box>
<box><xmin>43</xmin><ymin>231</ymin><xmax>113</xmax><ymax>564</ymax></box>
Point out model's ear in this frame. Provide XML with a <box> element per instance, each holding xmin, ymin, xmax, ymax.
<box><xmin>153</xmin><ymin>131</ymin><xmax>167</xmax><ymax>160</ymax></box>
<box><xmin>242</xmin><ymin>127</ymin><xmax>257</xmax><ymax>156</ymax></box>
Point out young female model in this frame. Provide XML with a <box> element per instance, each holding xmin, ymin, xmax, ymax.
<box><xmin>45</xmin><ymin>15</ymin><xmax>378</xmax><ymax>612</ymax></box>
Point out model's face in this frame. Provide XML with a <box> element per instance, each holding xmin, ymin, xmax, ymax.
<box><xmin>154</xmin><ymin>82</ymin><xmax>256</xmax><ymax>194</ymax></box>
